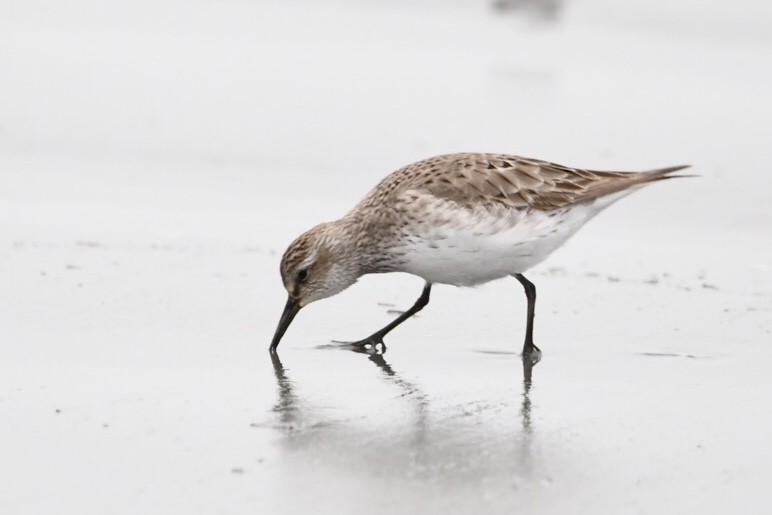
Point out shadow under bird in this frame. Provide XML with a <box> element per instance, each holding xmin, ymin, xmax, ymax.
<box><xmin>270</xmin><ymin>152</ymin><xmax>690</xmax><ymax>363</ymax></box>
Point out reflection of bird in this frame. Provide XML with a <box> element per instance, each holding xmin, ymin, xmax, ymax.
<box><xmin>270</xmin><ymin>153</ymin><xmax>689</xmax><ymax>363</ymax></box>
<box><xmin>520</xmin><ymin>359</ymin><xmax>534</xmax><ymax>434</ymax></box>
<box><xmin>269</xmin><ymin>347</ymin><xmax>429</xmax><ymax>447</ymax></box>
<box><xmin>269</xmin><ymin>346</ymin><xmax>539</xmax><ymax>485</ymax></box>
<box><xmin>360</xmin><ymin>349</ymin><xmax>397</xmax><ymax>377</ymax></box>
<box><xmin>269</xmin><ymin>351</ymin><xmax>298</xmax><ymax>428</ymax></box>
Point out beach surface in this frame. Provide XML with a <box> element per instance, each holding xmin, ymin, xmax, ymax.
<box><xmin>1</xmin><ymin>1</ymin><xmax>771</xmax><ymax>513</ymax></box>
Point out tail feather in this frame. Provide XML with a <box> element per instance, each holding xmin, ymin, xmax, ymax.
<box><xmin>639</xmin><ymin>164</ymin><xmax>694</xmax><ymax>181</ymax></box>
<box><xmin>584</xmin><ymin>164</ymin><xmax>693</xmax><ymax>207</ymax></box>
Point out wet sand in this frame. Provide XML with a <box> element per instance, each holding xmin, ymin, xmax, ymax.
<box><xmin>1</xmin><ymin>0</ymin><xmax>771</xmax><ymax>513</ymax></box>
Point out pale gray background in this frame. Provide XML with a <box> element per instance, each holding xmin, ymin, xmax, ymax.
<box><xmin>1</xmin><ymin>1</ymin><xmax>771</xmax><ymax>514</ymax></box>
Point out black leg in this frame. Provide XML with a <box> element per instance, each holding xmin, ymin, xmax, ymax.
<box><xmin>337</xmin><ymin>282</ymin><xmax>432</xmax><ymax>350</ymax></box>
<box><xmin>514</xmin><ymin>273</ymin><xmax>541</xmax><ymax>363</ymax></box>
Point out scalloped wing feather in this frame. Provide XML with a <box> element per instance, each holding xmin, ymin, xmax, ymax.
<box><xmin>381</xmin><ymin>153</ymin><xmax>689</xmax><ymax>211</ymax></box>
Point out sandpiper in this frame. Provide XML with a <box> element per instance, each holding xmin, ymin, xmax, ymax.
<box><xmin>269</xmin><ymin>153</ymin><xmax>689</xmax><ymax>362</ymax></box>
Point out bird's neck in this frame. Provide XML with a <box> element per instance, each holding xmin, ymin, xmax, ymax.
<box><xmin>336</xmin><ymin>213</ymin><xmax>398</xmax><ymax>275</ymax></box>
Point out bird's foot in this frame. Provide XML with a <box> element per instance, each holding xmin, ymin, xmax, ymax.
<box><xmin>332</xmin><ymin>334</ymin><xmax>387</xmax><ymax>354</ymax></box>
<box><xmin>522</xmin><ymin>343</ymin><xmax>542</xmax><ymax>366</ymax></box>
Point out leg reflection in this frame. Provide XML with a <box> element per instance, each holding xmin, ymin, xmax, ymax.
<box><xmin>365</xmin><ymin>352</ymin><xmax>397</xmax><ymax>377</ymax></box>
<box><xmin>348</xmin><ymin>346</ymin><xmax>429</xmax><ymax>446</ymax></box>
<box><xmin>350</xmin><ymin>347</ymin><xmax>427</xmax><ymax>404</ymax></box>
<box><xmin>514</xmin><ymin>355</ymin><xmax>536</xmax><ymax>477</ymax></box>
<box><xmin>521</xmin><ymin>358</ymin><xmax>534</xmax><ymax>436</ymax></box>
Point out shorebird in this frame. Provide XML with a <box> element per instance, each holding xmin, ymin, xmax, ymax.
<box><xmin>269</xmin><ymin>153</ymin><xmax>689</xmax><ymax>362</ymax></box>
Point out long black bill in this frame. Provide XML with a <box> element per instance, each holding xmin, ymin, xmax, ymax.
<box><xmin>270</xmin><ymin>297</ymin><xmax>301</xmax><ymax>351</ymax></box>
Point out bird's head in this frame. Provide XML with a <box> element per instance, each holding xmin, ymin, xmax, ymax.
<box><xmin>269</xmin><ymin>222</ymin><xmax>361</xmax><ymax>350</ymax></box>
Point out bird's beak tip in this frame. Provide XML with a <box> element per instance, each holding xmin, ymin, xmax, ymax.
<box><xmin>269</xmin><ymin>296</ymin><xmax>302</xmax><ymax>351</ymax></box>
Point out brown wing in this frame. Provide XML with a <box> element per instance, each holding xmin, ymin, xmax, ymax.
<box><xmin>391</xmin><ymin>153</ymin><xmax>690</xmax><ymax>211</ymax></box>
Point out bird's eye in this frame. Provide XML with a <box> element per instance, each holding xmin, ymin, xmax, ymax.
<box><xmin>297</xmin><ymin>268</ymin><xmax>309</xmax><ymax>282</ymax></box>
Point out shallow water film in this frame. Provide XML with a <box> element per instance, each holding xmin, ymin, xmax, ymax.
<box><xmin>1</xmin><ymin>0</ymin><xmax>771</xmax><ymax>514</ymax></box>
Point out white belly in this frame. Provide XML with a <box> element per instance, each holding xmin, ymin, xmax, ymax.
<box><xmin>394</xmin><ymin>201</ymin><xmax>602</xmax><ymax>286</ymax></box>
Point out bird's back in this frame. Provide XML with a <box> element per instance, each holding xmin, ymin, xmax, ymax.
<box><xmin>356</xmin><ymin>153</ymin><xmax>689</xmax><ymax>213</ymax></box>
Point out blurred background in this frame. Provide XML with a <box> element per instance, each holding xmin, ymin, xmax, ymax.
<box><xmin>2</xmin><ymin>1</ymin><xmax>771</xmax><ymax>514</ymax></box>
<box><xmin>2</xmin><ymin>0</ymin><xmax>771</xmax><ymax>248</ymax></box>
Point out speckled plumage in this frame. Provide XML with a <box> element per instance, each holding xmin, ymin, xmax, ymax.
<box><xmin>270</xmin><ymin>152</ymin><xmax>689</xmax><ymax>355</ymax></box>
<box><xmin>355</xmin><ymin>153</ymin><xmax>685</xmax><ymax>211</ymax></box>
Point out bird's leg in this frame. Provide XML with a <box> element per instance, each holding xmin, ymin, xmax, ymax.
<box><xmin>336</xmin><ymin>283</ymin><xmax>432</xmax><ymax>350</ymax></box>
<box><xmin>514</xmin><ymin>273</ymin><xmax>542</xmax><ymax>364</ymax></box>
